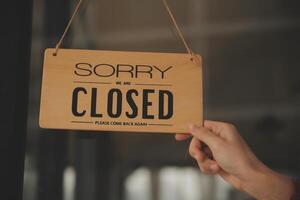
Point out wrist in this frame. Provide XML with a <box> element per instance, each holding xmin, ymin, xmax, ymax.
<box><xmin>241</xmin><ymin>162</ymin><xmax>294</xmax><ymax>200</ymax></box>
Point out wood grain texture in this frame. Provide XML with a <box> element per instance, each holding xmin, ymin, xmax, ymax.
<box><xmin>39</xmin><ymin>48</ymin><xmax>203</xmax><ymax>134</ymax></box>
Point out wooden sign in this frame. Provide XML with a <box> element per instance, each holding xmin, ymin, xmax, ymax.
<box><xmin>39</xmin><ymin>48</ymin><xmax>203</xmax><ymax>133</ymax></box>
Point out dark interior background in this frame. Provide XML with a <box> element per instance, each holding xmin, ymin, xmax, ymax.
<box><xmin>20</xmin><ymin>0</ymin><xmax>300</xmax><ymax>200</ymax></box>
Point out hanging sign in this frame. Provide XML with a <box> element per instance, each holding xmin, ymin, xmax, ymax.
<box><xmin>39</xmin><ymin>48</ymin><xmax>203</xmax><ymax>133</ymax></box>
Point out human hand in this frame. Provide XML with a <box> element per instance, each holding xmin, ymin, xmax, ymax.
<box><xmin>176</xmin><ymin>120</ymin><xmax>294</xmax><ymax>200</ymax></box>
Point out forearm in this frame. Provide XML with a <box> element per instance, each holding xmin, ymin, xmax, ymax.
<box><xmin>242</xmin><ymin>163</ymin><xmax>294</xmax><ymax>200</ymax></box>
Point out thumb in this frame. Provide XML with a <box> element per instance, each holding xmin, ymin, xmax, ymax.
<box><xmin>189</xmin><ymin>124</ymin><xmax>222</xmax><ymax>149</ymax></box>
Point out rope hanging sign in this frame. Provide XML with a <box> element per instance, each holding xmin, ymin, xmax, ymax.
<box><xmin>39</xmin><ymin>0</ymin><xmax>203</xmax><ymax>134</ymax></box>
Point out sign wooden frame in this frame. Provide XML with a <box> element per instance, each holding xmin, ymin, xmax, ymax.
<box><xmin>39</xmin><ymin>48</ymin><xmax>203</xmax><ymax>133</ymax></box>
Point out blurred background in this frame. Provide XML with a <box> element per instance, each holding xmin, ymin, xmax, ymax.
<box><xmin>23</xmin><ymin>0</ymin><xmax>300</xmax><ymax>200</ymax></box>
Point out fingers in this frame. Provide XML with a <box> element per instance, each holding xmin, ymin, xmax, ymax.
<box><xmin>175</xmin><ymin>120</ymin><xmax>234</xmax><ymax>141</ymax></box>
<box><xmin>204</xmin><ymin>120</ymin><xmax>237</xmax><ymax>139</ymax></box>
<box><xmin>188</xmin><ymin>124</ymin><xmax>222</xmax><ymax>174</ymax></box>
<box><xmin>204</xmin><ymin>120</ymin><xmax>223</xmax><ymax>134</ymax></box>
<box><xmin>196</xmin><ymin>159</ymin><xmax>220</xmax><ymax>175</ymax></box>
<box><xmin>198</xmin><ymin>161</ymin><xmax>220</xmax><ymax>174</ymax></box>
<box><xmin>189</xmin><ymin>137</ymin><xmax>205</xmax><ymax>161</ymax></box>
<box><xmin>189</xmin><ymin>137</ymin><xmax>220</xmax><ymax>174</ymax></box>
<box><xmin>175</xmin><ymin>133</ymin><xmax>191</xmax><ymax>141</ymax></box>
<box><xmin>189</xmin><ymin>124</ymin><xmax>222</xmax><ymax>149</ymax></box>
